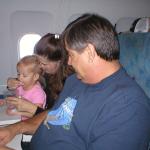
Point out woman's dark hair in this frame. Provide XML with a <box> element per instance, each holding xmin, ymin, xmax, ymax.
<box><xmin>62</xmin><ymin>13</ymin><xmax>119</xmax><ymax>61</ymax></box>
<box><xmin>34</xmin><ymin>33</ymin><xmax>73</xmax><ymax>109</ymax></box>
<box><xmin>34</xmin><ymin>33</ymin><xmax>63</xmax><ymax>61</ymax></box>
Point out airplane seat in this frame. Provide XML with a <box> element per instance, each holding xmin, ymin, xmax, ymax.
<box><xmin>118</xmin><ymin>32</ymin><xmax>150</xmax><ymax>99</ymax></box>
<box><xmin>115</xmin><ymin>17</ymin><xmax>137</xmax><ymax>34</ymax></box>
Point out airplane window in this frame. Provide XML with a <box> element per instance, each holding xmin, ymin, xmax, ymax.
<box><xmin>19</xmin><ymin>34</ymin><xmax>41</xmax><ymax>59</ymax></box>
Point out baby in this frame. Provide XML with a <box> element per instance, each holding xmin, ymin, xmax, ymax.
<box><xmin>7</xmin><ymin>55</ymin><xmax>46</xmax><ymax>119</ymax></box>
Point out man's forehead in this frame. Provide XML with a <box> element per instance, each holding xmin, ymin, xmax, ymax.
<box><xmin>65</xmin><ymin>46</ymin><xmax>74</xmax><ymax>53</ymax></box>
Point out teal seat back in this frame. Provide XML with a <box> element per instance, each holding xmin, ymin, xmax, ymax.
<box><xmin>118</xmin><ymin>33</ymin><xmax>150</xmax><ymax>98</ymax></box>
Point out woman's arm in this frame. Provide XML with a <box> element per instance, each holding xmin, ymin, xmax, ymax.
<box><xmin>0</xmin><ymin>110</ymin><xmax>48</xmax><ymax>146</ymax></box>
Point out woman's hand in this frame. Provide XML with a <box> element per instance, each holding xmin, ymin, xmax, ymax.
<box><xmin>7</xmin><ymin>78</ymin><xmax>23</xmax><ymax>90</ymax></box>
<box><xmin>6</xmin><ymin>96</ymin><xmax>38</xmax><ymax>117</ymax></box>
<box><xmin>6</xmin><ymin>109</ymin><xmax>34</xmax><ymax>118</ymax></box>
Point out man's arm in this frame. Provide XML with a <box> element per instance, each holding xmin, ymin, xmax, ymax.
<box><xmin>21</xmin><ymin>110</ymin><xmax>48</xmax><ymax>134</ymax></box>
<box><xmin>0</xmin><ymin>110</ymin><xmax>48</xmax><ymax>146</ymax></box>
<box><xmin>0</xmin><ymin>146</ymin><xmax>14</xmax><ymax>150</ymax></box>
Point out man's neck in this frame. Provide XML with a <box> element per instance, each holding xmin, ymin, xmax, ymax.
<box><xmin>88</xmin><ymin>60</ymin><xmax>121</xmax><ymax>84</ymax></box>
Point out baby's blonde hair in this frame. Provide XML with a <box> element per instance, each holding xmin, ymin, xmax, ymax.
<box><xmin>17</xmin><ymin>55</ymin><xmax>42</xmax><ymax>75</ymax></box>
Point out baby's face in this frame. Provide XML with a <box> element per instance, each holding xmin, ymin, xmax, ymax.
<box><xmin>17</xmin><ymin>64</ymin><xmax>38</xmax><ymax>90</ymax></box>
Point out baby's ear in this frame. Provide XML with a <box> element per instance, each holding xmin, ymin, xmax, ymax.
<box><xmin>34</xmin><ymin>73</ymin><xmax>40</xmax><ymax>81</ymax></box>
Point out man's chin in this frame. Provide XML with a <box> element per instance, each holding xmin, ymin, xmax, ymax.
<box><xmin>76</xmin><ymin>74</ymin><xmax>89</xmax><ymax>83</ymax></box>
<box><xmin>76</xmin><ymin>74</ymin><xmax>81</xmax><ymax>80</ymax></box>
<box><xmin>76</xmin><ymin>74</ymin><xmax>86</xmax><ymax>82</ymax></box>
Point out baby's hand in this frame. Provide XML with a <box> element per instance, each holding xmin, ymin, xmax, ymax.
<box><xmin>7</xmin><ymin>78</ymin><xmax>23</xmax><ymax>90</ymax></box>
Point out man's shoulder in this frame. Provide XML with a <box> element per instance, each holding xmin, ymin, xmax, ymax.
<box><xmin>60</xmin><ymin>74</ymin><xmax>85</xmax><ymax>97</ymax></box>
<box><xmin>65</xmin><ymin>74</ymin><xmax>80</xmax><ymax>85</ymax></box>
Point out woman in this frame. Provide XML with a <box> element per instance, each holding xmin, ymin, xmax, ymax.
<box><xmin>7</xmin><ymin>33</ymin><xmax>73</xmax><ymax>115</ymax></box>
<box><xmin>6</xmin><ymin>33</ymin><xmax>74</xmax><ymax>150</ymax></box>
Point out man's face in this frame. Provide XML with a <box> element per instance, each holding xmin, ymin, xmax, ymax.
<box><xmin>67</xmin><ymin>47</ymin><xmax>90</xmax><ymax>83</ymax></box>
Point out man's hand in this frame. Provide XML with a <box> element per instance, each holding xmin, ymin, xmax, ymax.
<box><xmin>0</xmin><ymin>146</ymin><xmax>14</xmax><ymax>150</ymax></box>
<box><xmin>0</xmin><ymin>126</ymin><xmax>15</xmax><ymax>146</ymax></box>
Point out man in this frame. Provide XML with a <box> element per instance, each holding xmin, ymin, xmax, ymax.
<box><xmin>0</xmin><ymin>13</ymin><xmax>150</xmax><ymax>150</ymax></box>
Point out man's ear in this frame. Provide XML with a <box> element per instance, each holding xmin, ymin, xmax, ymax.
<box><xmin>87</xmin><ymin>43</ymin><xmax>96</xmax><ymax>63</ymax></box>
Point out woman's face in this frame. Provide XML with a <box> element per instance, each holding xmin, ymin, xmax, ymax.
<box><xmin>37</xmin><ymin>55</ymin><xmax>61</xmax><ymax>74</ymax></box>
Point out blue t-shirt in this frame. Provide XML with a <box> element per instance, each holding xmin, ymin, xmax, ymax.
<box><xmin>30</xmin><ymin>68</ymin><xmax>150</xmax><ymax>150</ymax></box>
